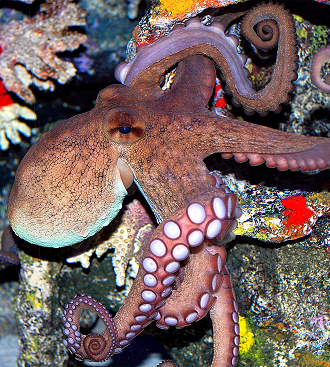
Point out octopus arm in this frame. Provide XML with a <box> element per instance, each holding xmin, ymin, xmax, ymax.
<box><xmin>193</xmin><ymin>113</ymin><xmax>330</xmax><ymax>172</ymax></box>
<box><xmin>155</xmin><ymin>243</ymin><xmax>227</xmax><ymax>330</ymax></box>
<box><xmin>0</xmin><ymin>226</ymin><xmax>19</xmax><ymax>269</ymax></box>
<box><xmin>209</xmin><ymin>264</ymin><xmax>240</xmax><ymax>367</ymax></box>
<box><xmin>118</xmin><ymin>3</ymin><xmax>297</xmax><ymax>115</ymax></box>
<box><xmin>62</xmin><ymin>190</ymin><xmax>241</xmax><ymax>363</ymax></box>
<box><xmin>165</xmin><ymin>54</ymin><xmax>216</xmax><ymax>111</ymax></box>
<box><xmin>155</xmin><ymin>244</ymin><xmax>240</xmax><ymax>367</ymax></box>
<box><xmin>0</xmin><ymin>250</ymin><xmax>19</xmax><ymax>269</ymax></box>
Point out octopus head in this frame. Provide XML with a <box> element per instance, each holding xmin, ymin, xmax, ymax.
<box><xmin>7</xmin><ymin>85</ymin><xmax>138</xmax><ymax>248</ymax></box>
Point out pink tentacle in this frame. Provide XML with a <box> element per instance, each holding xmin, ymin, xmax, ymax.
<box><xmin>113</xmin><ymin>188</ymin><xmax>240</xmax><ymax>354</ymax></box>
<box><xmin>62</xmin><ymin>186</ymin><xmax>241</xmax><ymax>362</ymax></box>
<box><xmin>225</xmin><ymin>143</ymin><xmax>330</xmax><ymax>172</ymax></box>
<box><xmin>209</xmin><ymin>265</ymin><xmax>240</xmax><ymax>367</ymax></box>
<box><xmin>63</xmin><ymin>294</ymin><xmax>117</xmax><ymax>362</ymax></box>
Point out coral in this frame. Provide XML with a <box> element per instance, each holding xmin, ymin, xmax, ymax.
<box><xmin>16</xmin><ymin>248</ymin><xmax>67</xmax><ymax>367</ymax></box>
<box><xmin>212</xmin><ymin>172</ymin><xmax>330</xmax><ymax>242</ymax></box>
<box><xmin>238</xmin><ymin>315</ymin><xmax>255</xmax><ymax>355</ymax></box>
<box><xmin>281</xmin><ymin>196</ymin><xmax>314</xmax><ymax>227</ymax></box>
<box><xmin>159</xmin><ymin>0</ymin><xmax>198</xmax><ymax>17</ymax></box>
<box><xmin>66</xmin><ymin>199</ymin><xmax>154</xmax><ymax>287</ymax></box>
<box><xmin>0</xmin><ymin>103</ymin><xmax>36</xmax><ymax>150</ymax></box>
<box><xmin>95</xmin><ymin>200</ymin><xmax>154</xmax><ymax>287</ymax></box>
<box><xmin>0</xmin><ymin>0</ymin><xmax>87</xmax><ymax>104</ymax></box>
<box><xmin>104</xmin><ymin>222</ymin><xmax>154</xmax><ymax>286</ymax></box>
<box><xmin>0</xmin><ymin>78</ymin><xmax>36</xmax><ymax>150</ymax></box>
<box><xmin>158</xmin><ymin>0</ymin><xmax>243</xmax><ymax>20</ymax></box>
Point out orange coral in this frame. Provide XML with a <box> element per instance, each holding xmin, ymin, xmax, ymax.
<box><xmin>159</xmin><ymin>0</ymin><xmax>241</xmax><ymax>19</ymax></box>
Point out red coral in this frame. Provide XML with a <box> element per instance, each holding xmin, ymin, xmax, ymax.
<box><xmin>281</xmin><ymin>195</ymin><xmax>314</xmax><ymax>227</ymax></box>
<box><xmin>136</xmin><ymin>34</ymin><xmax>161</xmax><ymax>47</ymax></box>
<box><xmin>0</xmin><ymin>80</ymin><xmax>13</xmax><ymax>107</ymax></box>
<box><xmin>215</xmin><ymin>96</ymin><xmax>226</xmax><ymax>109</ymax></box>
<box><xmin>214</xmin><ymin>84</ymin><xmax>227</xmax><ymax>109</ymax></box>
<box><xmin>0</xmin><ymin>46</ymin><xmax>13</xmax><ymax>108</ymax></box>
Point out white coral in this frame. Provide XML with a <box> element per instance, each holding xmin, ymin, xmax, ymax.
<box><xmin>66</xmin><ymin>200</ymin><xmax>154</xmax><ymax>287</ymax></box>
<box><xmin>0</xmin><ymin>104</ymin><xmax>36</xmax><ymax>150</ymax></box>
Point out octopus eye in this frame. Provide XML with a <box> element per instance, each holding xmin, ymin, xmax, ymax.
<box><xmin>105</xmin><ymin>108</ymin><xmax>145</xmax><ymax>144</ymax></box>
<box><xmin>118</xmin><ymin>126</ymin><xmax>132</xmax><ymax>134</ymax></box>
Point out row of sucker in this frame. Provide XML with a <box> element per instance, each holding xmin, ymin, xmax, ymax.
<box><xmin>113</xmin><ymin>188</ymin><xmax>241</xmax><ymax>351</ymax></box>
<box><xmin>115</xmin><ymin>15</ymin><xmax>247</xmax><ymax>88</ymax></box>
<box><xmin>62</xmin><ymin>184</ymin><xmax>242</xmax><ymax>361</ymax></box>
<box><xmin>155</xmin><ymin>241</ymin><xmax>227</xmax><ymax>330</ymax></box>
<box><xmin>221</xmin><ymin>147</ymin><xmax>330</xmax><ymax>173</ymax></box>
<box><xmin>154</xmin><ymin>264</ymin><xmax>240</xmax><ymax>367</ymax></box>
<box><xmin>210</xmin><ymin>264</ymin><xmax>240</xmax><ymax>367</ymax></box>
<box><xmin>225</xmin><ymin>267</ymin><xmax>240</xmax><ymax>367</ymax></box>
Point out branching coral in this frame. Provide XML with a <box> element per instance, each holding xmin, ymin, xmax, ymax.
<box><xmin>0</xmin><ymin>0</ymin><xmax>87</xmax><ymax>104</ymax></box>
<box><xmin>0</xmin><ymin>103</ymin><xmax>36</xmax><ymax>150</ymax></box>
<box><xmin>67</xmin><ymin>200</ymin><xmax>154</xmax><ymax>287</ymax></box>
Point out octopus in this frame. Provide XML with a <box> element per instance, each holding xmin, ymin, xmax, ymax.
<box><xmin>6</xmin><ymin>2</ymin><xmax>330</xmax><ymax>366</ymax></box>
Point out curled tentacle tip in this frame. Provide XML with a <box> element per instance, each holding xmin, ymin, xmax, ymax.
<box><xmin>62</xmin><ymin>293</ymin><xmax>117</xmax><ymax>362</ymax></box>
